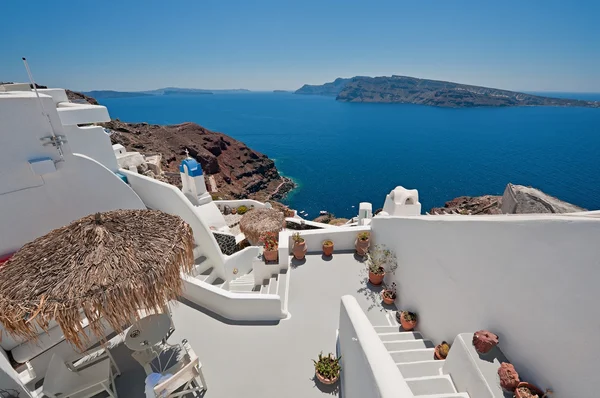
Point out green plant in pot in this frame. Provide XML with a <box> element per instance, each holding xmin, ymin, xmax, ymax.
<box><xmin>292</xmin><ymin>232</ymin><xmax>307</xmax><ymax>260</ymax></box>
<box><xmin>355</xmin><ymin>231</ymin><xmax>370</xmax><ymax>256</ymax></box>
<box><xmin>435</xmin><ymin>341</ymin><xmax>450</xmax><ymax>360</ymax></box>
<box><xmin>260</xmin><ymin>232</ymin><xmax>278</xmax><ymax>263</ymax></box>
<box><xmin>396</xmin><ymin>310</ymin><xmax>418</xmax><ymax>331</ymax></box>
<box><xmin>381</xmin><ymin>282</ymin><xmax>397</xmax><ymax>305</ymax></box>
<box><xmin>313</xmin><ymin>352</ymin><xmax>341</xmax><ymax>385</ymax></box>
<box><xmin>366</xmin><ymin>244</ymin><xmax>397</xmax><ymax>285</ymax></box>
<box><xmin>322</xmin><ymin>240</ymin><xmax>334</xmax><ymax>256</ymax></box>
<box><xmin>237</xmin><ymin>205</ymin><xmax>248</xmax><ymax>215</ymax></box>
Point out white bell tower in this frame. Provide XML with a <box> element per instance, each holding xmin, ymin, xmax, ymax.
<box><xmin>180</xmin><ymin>151</ymin><xmax>212</xmax><ymax>206</ymax></box>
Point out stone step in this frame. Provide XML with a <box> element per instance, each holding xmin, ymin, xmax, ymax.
<box><xmin>378</xmin><ymin>331</ymin><xmax>423</xmax><ymax>342</ymax></box>
<box><xmin>405</xmin><ymin>375</ymin><xmax>457</xmax><ymax>396</ymax></box>
<box><xmin>384</xmin><ymin>339</ymin><xmax>434</xmax><ymax>352</ymax></box>
<box><xmin>229</xmin><ymin>283</ymin><xmax>258</xmax><ymax>293</ymax></box>
<box><xmin>374</xmin><ymin>325</ymin><xmax>402</xmax><ymax>333</ymax></box>
<box><xmin>260</xmin><ymin>283</ymin><xmax>268</xmax><ymax>294</ymax></box>
<box><xmin>391</xmin><ymin>348</ymin><xmax>436</xmax><ymax>363</ymax></box>
<box><xmin>211</xmin><ymin>277</ymin><xmax>226</xmax><ymax>289</ymax></box>
<box><xmin>397</xmin><ymin>360</ymin><xmax>444</xmax><ymax>378</ymax></box>
<box><xmin>267</xmin><ymin>276</ymin><xmax>278</xmax><ymax>295</ymax></box>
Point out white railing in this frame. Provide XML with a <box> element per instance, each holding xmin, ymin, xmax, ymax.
<box><xmin>213</xmin><ymin>199</ymin><xmax>271</xmax><ymax>211</ymax></box>
<box><xmin>339</xmin><ymin>295</ymin><xmax>413</xmax><ymax>398</ymax></box>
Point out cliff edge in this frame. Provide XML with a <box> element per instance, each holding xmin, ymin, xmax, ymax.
<box><xmin>430</xmin><ymin>183</ymin><xmax>585</xmax><ymax>215</ymax></box>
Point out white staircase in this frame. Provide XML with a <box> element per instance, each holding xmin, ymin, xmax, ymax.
<box><xmin>374</xmin><ymin>326</ymin><xmax>469</xmax><ymax>398</ymax></box>
<box><xmin>191</xmin><ymin>254</ymin><xmax>288</xmax><ymax>314</ymax></box>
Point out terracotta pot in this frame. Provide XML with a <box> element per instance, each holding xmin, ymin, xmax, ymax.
<box><xmin>498</xmin><ymin>362</ymin><xmax>520</xmax><ymax>392</ymax></box>
<box><xmin>434</xmin><ymin>344</ymin><xmax>449</xmax><ymax>360</ymax></box>
<box><xmin>263</xmin><ymin>249</ymin><xmax>278</xmax><ymax>262</ymax></box>
<box><xmin>323</xmin><ymin>243</ymin><xmax>334</xmax><ymax>256</ymax></box>
<box><xmin>473</xmin><ymin>330</ymin><xmax>499</xmax><ymax>354</ymax></box>
<box><xmin>315</xmin><ymin>371</ymin><xmax>339</xmax><ymax>385</ymax></box>
<box><xmin>355</xmin><ymin>237</ymin><xmax>370</xmax><ymax>256</ymax></box>
<box><xmin>400</xmin><ymin>311</ymin><xmax>417</xmax><ymax>331</ymax></box>
<box><xmin>368</xmin><ymin>269</ymin><xmax>385</xmax><ymax>285</ymax></box>
<box><xmin>515</xmin><ymin>382</ymin><xmax>544</xmax><ymax>398</ymax></box>
<box><xmin>231</xmin><ymin>208</ymin><xmax>237</xmax><ymax>214</ymax></box>
<box><xmin>381</xmin><ymin>290</ymin><xmax>395</xmax><ymax>305</ymax></box>
<box><xmin>293</xmin><ymin>241</ymin><xmax>307</xmax><ymax>260</ymax></box>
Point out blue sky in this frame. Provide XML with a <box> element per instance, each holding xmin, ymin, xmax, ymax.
<box><xmin>1</xmin><ymin>1</ymin><xmax>599</xmax><ymax>92</ymax></box>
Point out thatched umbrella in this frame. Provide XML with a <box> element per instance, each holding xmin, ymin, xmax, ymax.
<box><xmin>239</xmin><ymin>208</ymin><xmax>284</xmax><ymax>245</ymax></box>
<box><xmin>0</xmin><ymin>209</ymin><xmax>194</xmax><ymax>350</ymax></box>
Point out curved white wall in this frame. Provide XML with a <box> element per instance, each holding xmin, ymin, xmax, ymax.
<box><xmin>181</xmin><ymin>275</ymin><xmax>283</xmax><ymax>321</ymax></box>
<box><xmin>371</xmin><ymin>215</ymin><xmax>600</xmax><ymax>397</ymax></box>
<box><xmin>0</xmin><ymin>153</ymin><xmax>145</xmax><ymax>256</ymax></box>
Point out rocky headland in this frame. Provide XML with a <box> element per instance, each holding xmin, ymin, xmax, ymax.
<box><xmin>296</xmin><ymin>75</ymin><xmax>600</xmax><ymax>108</ymax></box>
<box><xmin>430</xmin><ymin>183</ymin><xmax>585</xmax><ymax>215</ymax></box>
<box><xmin>66</xmin><ymin>90</ymin><xmax>295</xmax><ymax>201</ymax></box>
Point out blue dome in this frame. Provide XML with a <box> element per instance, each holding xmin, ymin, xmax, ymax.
<box><xmin>179</xmin><ymin>158</ymin><xmax>203</xmax><ymax>176</ymax></box>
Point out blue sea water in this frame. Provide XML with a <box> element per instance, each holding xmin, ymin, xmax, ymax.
<box><xmin>100</xmin><ymin>93</ymin><xmax>600</xmax><ymax>218</ymax></box>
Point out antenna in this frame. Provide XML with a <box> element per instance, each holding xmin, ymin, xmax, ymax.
<box><xmin>22</xmin><ymin>57</ymin><xmax>65</xmax><ymax>162</ymax></box>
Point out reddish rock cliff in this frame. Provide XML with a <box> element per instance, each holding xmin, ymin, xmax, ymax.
<box><xmin>104</xmin><ymin>120</ymin><xmax>294</xmax><ymax>201</ymax></box>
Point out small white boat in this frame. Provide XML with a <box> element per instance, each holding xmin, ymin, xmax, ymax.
<box><xmin>319</xmin><ymin>210</ymin><xmax>328</xmax><ymax>215</ymax></box>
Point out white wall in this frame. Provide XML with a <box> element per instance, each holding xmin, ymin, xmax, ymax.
<box><xmin>181</xmin><ymin>275</ymin><xmax>283</xmax><ymax>321</ymax></box>
<box><xmin>282</xmin><ymin>226</ymin><xmax>371</xmax><ymax>254</ymax></box>
<box><xmin>64</xmin><ymin>125</ymin><xmax>119</xmax><ymax>171</ymax></box>
<box><xmin>214</xmin><ymin>199</ymin><xmax>270</xmax><ymax>210</ymax></box>
<box><xmin>371</xmin><ymin>215</ymin><xmax>600</xmax><ymax>397</ymax></box>
<box><xmin>339</xmin><ymin>295</ymin><xmax>413</xmax><ymax>398</ymax></box>
<box><xmin>0</xmin><ymin>92</ymin><xmax>145</xmax><ymax>256</ymax></box>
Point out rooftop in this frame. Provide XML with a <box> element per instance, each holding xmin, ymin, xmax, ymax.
<box><xmin>113</xmin><ymin>252</ymin><xmax>393</xmax><ymax>397</ymax></box>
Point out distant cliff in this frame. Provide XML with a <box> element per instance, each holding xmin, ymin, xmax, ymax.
<box><xmin>295</xmin><ymin>78</ymin><xmax>352</xmax><ymax>96</ymax></box>
<box><xmin>296</xmin><ymin>75</ymin><xmax>600</xmax><ymax>108</ymax></box>
<box><xmin>430</xmin><ymin>183</ymin><xmax>585</xmax><ymax>215</ymax></box>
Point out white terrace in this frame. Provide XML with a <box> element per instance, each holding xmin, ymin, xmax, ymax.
<box><xmin>1</xmin><ymin>84</ymin><xmax>599</xmax><ymax>397</ymax></box>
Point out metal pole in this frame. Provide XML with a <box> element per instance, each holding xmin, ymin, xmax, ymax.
<box><xmin>22</xmin><ymin>57</ymin><xmax>65</xmax><ymax>161</ymax></box>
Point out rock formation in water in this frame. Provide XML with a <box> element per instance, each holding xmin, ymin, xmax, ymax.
<box><xmin>430</xmin><ymin>183</ymin><xmax>586</xmax><ymax>215</ymax></box>
<box><xmin>296</xmin><ymin>75</ymin><xmax>600</xmax><ymax>108</ymax></box>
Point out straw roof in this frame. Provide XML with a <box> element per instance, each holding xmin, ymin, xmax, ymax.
<box><xmin>239</xmin><ymin>208</ymin><xmax>284</xmax><ymax>244</ymax></box>
<box><xmin>0</xmin><ymin>209</ymin><xmax>194</xmax><ymax>350</ymax></box>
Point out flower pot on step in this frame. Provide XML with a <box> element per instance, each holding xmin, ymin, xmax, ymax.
<box><xmin>434</xmin><ymin>342</ymin><xmax>450</xmax><ymax>360</ymax></box>
<box><xmin>355</xmin><ymin>237</ymin><xmax>370</xmax><ymax>256</ymax></box>
<box><xmin>381</xmin><ymin>290</ymin><xmax>395</xmax><ymax>305</ymax></box>
<box><xmin>399</xmin><ymin>311</ymin><xmax>417</xmax><ymax>331</ymax></box>
<box><xmin>515</xmin><ymin>382</ymin><xmax>544</xmax><ymax>398</ymax></box>
<box><xmin>293</xmin><ymin>241</ymin><xmax>307</xmax><ymax>260</ymax></box>
<box><xmin>263</xmin><ymin>249</ymin><xmax>278</xmax><ymax>262</ymax></box>
<box><xmin>473</xmin><ymin>330</ymin><xmax>499</xmax><ymax>354</ymax></box>
<box><xmin>368</xmin><ymin>269</ymin><xmax>385</xmax><ymax>285</ymax></box>
<box><xmin>498</xmin><ymin>362</ymin><xmax>520</xmax><ymax>392</ymax></box>
<box><xmin>315</xmin><ymin>371</ymin><xmax>339</xmax><ymax>385</ymax></box>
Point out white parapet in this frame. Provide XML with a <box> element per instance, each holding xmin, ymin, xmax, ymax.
<box><xmin>358</xmin><ymin>202</ymin><xmax>373</xmax><ymax>226</ymax></box>
<box><xmin>382</xmin><ymin>186</ymin><xmax>422</xmax><ymax>216</ymax></box>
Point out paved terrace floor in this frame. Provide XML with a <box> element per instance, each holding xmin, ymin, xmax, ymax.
<box><xmin>112</xmin><ymin>253</ymin><xmax>398</xmax><ymax>397</ymax></box>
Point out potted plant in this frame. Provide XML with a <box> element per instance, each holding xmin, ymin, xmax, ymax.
<box><xmin>473</xmin><ymin>330</ymin><xmax>499</xmax><ymax>354</ymax></box>
<box><xmin>366</xmin><ymin>244</ymin><xmax>397</xmax><ymax>285</ymax></box>
<box><xmin>292</xmin><ymin>232</ymin><xmax>307</xmax><ymax>260</ymax></box>
<box><xmin>313</xmin><ymin>352</ymin><xmax>341</xmax><ymax>385</ymax></box>
<box><xmin>355</xmin><ymin>231</ymin><xmax>370</xmax><ymax>256</ymax></box>
<box><xmin>260</xmin><ymin>232</ymin><xmax>278</xmax><ymax>263</ymax></box>
<box><xmin>434</xmin><ymin>341</ymin><xmax>450</xmax><ymax>360</ymax></box>
<box><xmin>231</xmin><ymin>207</ymin><xmax>237</xmax><ymax>215</ymax></box>
<box><xmin>498</xmin><ymin>362</ymin><xmax>520</xmax><ymax>392</ymax></box>
<box><xmin>396</xmin><ymin>311</ymin><xmax>417</xmax><ymax>331</ymax></box>
<box><xmin>515</xmin><ymin>382</ymin><xmax>547</xmax><ymax>398</ymax></box>
<box><xmin>322</xmin><ymin>240</ymin><xmax>334</xmax><ymax>256</ymax></box>
<box><xmin>381</xmin><ymin>282</ymin><xmax>397</xmax><ymax>305</ymax></box>
<box><xmin>237</xmin><ymin>205</ymin><xmax>248</xmax><ymax>215</ymax></box>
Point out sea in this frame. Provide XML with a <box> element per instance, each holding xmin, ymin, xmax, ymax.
<box><xmin>100</xmin><ymin>92</ymin><xmax>600</xmax><ymax>219</ymax></box>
